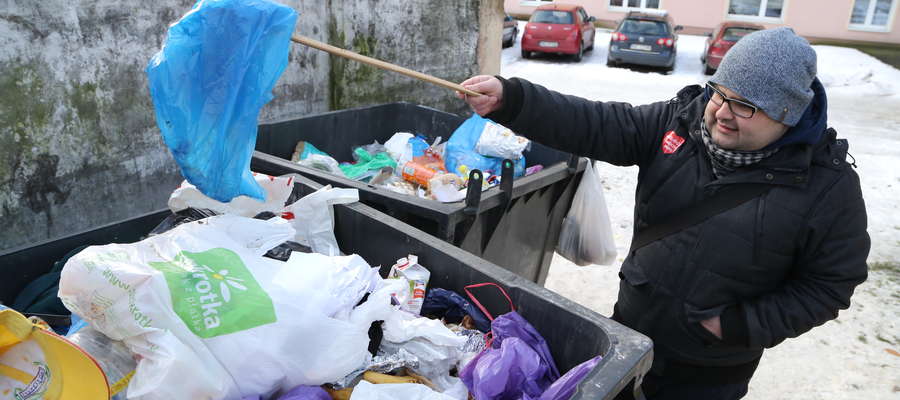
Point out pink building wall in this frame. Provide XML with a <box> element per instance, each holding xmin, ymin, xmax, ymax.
<box><xmin>505</xmin><ymin>0</ymin><xmax>900</xmax><ymax>44</ymax></box>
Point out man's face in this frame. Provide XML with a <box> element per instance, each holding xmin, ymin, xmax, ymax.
<box><xmin>703</xmin><ymin>84</ymin><xmax>789</xmax><ymax>151</ymax></box>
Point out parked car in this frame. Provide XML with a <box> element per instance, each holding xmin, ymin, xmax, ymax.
<box><xmin>521</xmin><ymin>3</ymin><xmax>596</xmax><ymax>62</ymax></box>
<box><xmin>503</xmin><ymin>14</ymin><xmax>519</xmax><ymax>48</ymax></box>
<box><xmin>606</xmin><ymin>10</ymin><xmax>682</xmax><ymax>73</ymax></box>
<box><xmin>701</xmin><ymin>21</ymin><xmax>764</xmax><ymax>75</ymax></box>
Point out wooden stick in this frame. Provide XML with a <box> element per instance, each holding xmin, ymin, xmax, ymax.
<box><xmin>291</xmin><ymin>34</ymin><xmax>482</xmax><ymax>97</ymax></box>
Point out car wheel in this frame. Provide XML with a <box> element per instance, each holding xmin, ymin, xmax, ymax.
<box><xmin>586</xmin><ymin>37</ymin><xmax>594</xmax><ymax>51</ymax></box>
<box><xmin>573</xmin><ymin>42</ymin><xmax>583</xmax><ymax>62</ymax></box>
<box><xmin>522</xmin><ymin>49</ymin><xmax>532</xmax><ymax>59</ymax></box>
<box><xmin>704</xmin><ymin>61</ymin><xmax>715</xmax><ymax>75</ymax></box>
<box><xmin>606</xmin><ymin>58</ymin><xmax>616</xmax><ymax>68</ymax></box>
<box><xmin>503</xmin><ymin>37</ymin><xmax>511</xmax><ymax>48</ymax></box>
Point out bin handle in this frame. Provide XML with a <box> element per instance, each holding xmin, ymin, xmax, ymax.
<box><xmin>464</xmin><ymin>169</ymin><xmax>483</xmax><ymax>215</ymax></box>
<box><xmin>464</xmin><ymin>282</ymin><xmax>515</xmax><ymax>322</ymax></box>
<box><xmin>500</xmin><ymin>159</ymin><xmax>514</xmax><ymax>209</ymax></box>
<box><xmin>567</xmin><ymin>154</ymin><xmax>580</xmax><ymax>174</ymax></box>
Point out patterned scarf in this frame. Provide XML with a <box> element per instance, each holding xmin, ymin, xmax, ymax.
<box><xmin>695</xmin><ymin>118</ymin><xmax>780</xmax><ymax>178</ymax></box>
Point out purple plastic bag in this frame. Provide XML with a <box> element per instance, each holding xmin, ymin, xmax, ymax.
<box><xmin>277</xmin><ymin>385</ymin><xmax>331</xmax><ymax>400</ymax></box>
<box><xmin>538</xmin><ymin>356</ymin><xmax>602</xmax><ymax>400</ymax></box>
<box><xmin>462</xmin><ymin>337</ymin><xmax>547</xmax><ymax>399</ymax></box>
<box><xmin>491</xmin><ymin>311</ymin><xmax>561</xmax><ymax>379</ymax></box>
<box><xmin>460</xmin><ymin>311</ymin><xmax>561</xmax><ymax>399</ymax></box>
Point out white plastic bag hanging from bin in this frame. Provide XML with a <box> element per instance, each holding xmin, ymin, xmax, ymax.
<box><xmin>556</xmin><ymin>160</ymin><xmax>617</xmax><ymax>266</ymax></box>
<box><xmin>286</xmin><ymin>185</ymin><xmax>359</xmax><ymax>256</ymax></box>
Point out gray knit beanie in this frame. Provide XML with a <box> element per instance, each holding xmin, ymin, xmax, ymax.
<box><xmin>710</xmin><ymin>27</ymin><xmax>816</xmax><ymax>126</ymax></box>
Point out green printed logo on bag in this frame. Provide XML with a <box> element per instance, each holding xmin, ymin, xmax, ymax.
<box><xmin>149</xmin><ymin>248</ymin><xmax>276</xmax><ymax>338</ymax></box>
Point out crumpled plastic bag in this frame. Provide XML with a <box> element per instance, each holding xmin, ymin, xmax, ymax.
<box><xmin>285</xmin><ymin>185</ymin><xmax>359</xmax><ymax>256</ymax></box>
<box><xmin>66</xmin><ymin>324</ymin><xmax>137</xmax><ymax>400</ymax></box>
<box><xmin>384</xmin><ymin>132</ymin><xmax>414</xmax><ymax>167</ymax></box>
<box><xmin>379</xmin><ymin>310</ymin><xmax>466</xmax><ymax>395</ymax></box>
<box><xmin>445</xmin><ymin>115</ymin><xmax>526</xmax><ymax>180</ymax></box>
<box><xmin>459</xmin><ymin>311</ymin><xmax>560</xmax><ymax>400</ymax></box>
<box><xmin>341</xmin><ymin>148</ymin><xmax>397</xmax><ymax>181</ymax></box>
<box><xmin>349</xmin><ymin>381</ymin><xmax>457</xmax><ymax>400</ymax></box>
<box><xmin>557</xmin><ymin>160</ymin><xmax>617</xmax><ymax>266</ymax></box>
<box><xmin>291</xmin><ymin>141</ymin><xmax>331</xmax><ymax>163</ymax></box>
<box><xmin>277</xmin><ymin>385</ymin><xmax>332</xmax><ymax>400</ymax></box>
<box><xmin>146</xmin><ymin>0</ymin><xmax>297</xmax><ymax>202</ymax></box>
<box><xmin>59</xmin><ymin>214</ymin><xmax>393</xmax><ymax>400</ymax></box>
<box><xmin>300</xmin><ymin>154</ymin><xmax>345</xmax><ymax>176</ymax></box>
<box><xmin>475</xmin><ymin>122</ymin><xmax>530</xmax><ymax>160</ymax></box>
<box><xmin>538</xmin><ymin>355</ymin><xmax>602</xmax><ymax>400</ymax></box>
<box><xmin>168</xmin><ymin>174</ymin><xmax>295</xmax><ymax>217</ymax></box>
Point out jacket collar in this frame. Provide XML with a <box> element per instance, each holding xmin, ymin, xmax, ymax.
<box><xmin>674</xmin><ymin>86</ymin><xmax>843</xmax><ymax>189</ymax></box>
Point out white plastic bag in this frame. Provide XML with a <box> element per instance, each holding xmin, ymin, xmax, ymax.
<box><xmin>384</xmin><ymin>132</ymin><xmax>415</xmax><ymax>170</ymax></box>
<box><xmin>58</xmin><ymin>214</ymin><xmax>393</xmax><ymax>400</ymax></box>
<box><xmin>474</xmin><ymin>121</ymin><xmax>530</xmax><ymax>160</ymax></box>
<box><xmin>285</xmin><ymin>185</ymin><xmax>359</xmax><ymax>256</ymax></box>
<box><xmin>350</xmin><ymin>381</ymin><xmax>458</xmax><ymax>400</ymax></box>
<box><xmin>379</xmin><ymin>310</ymin><xmax>466</xmax><ymax>394</ymax></box>
<box><xmin>168</xmin><ymin>173</ymin><xmax>294</xmax><ymax>217</ymax></box>
<box><xmin>556</xmin><ymin>160</ymin><xmax>617</xmax><ymax>266</ymax></box>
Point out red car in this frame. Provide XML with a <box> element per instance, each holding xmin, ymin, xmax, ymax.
<box><xmin>701</xmin><ymin>21</ymin><xmax>764</xmax><ymax>75</ymax></box>
<box><xmin>521</xmin><ymin>3</ymin><xmax>596</xmax><ymax>62</ymax></box>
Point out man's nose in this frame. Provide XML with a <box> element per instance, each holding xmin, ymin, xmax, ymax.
<box><xmin>715</xmin><ymin>101</ymin><xmax>734</xmax><ymax>120</ymax></box>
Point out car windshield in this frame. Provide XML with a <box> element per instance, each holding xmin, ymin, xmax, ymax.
<box><xmin>531</xmin><ymin>10</ymin><xmax>574</xmax><ymax>24</ymax></box>
<box><xmin>722</xmin><ymin>27</ymin><xmax>759</xmax><ymax>41</ymax></box>
<box><xmin>620</xmin><ymin>19</ymin><xmax>668</xmax><ymax>35</ymax></box>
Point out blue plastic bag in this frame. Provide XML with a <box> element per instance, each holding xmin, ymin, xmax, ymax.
<box><xmin>147</xmin><ymin>0</ymin><xmax>298</xmax><ymax>202</ymax></box>
<box><xmin>420</xmin><ymin>288</ymin><xmax>492</xmax><ymax>333</ymax></box>
<box><xmin>445</xmin><ymin>115</ymin><xmax>526</xmax><ymax>179</ymax></box>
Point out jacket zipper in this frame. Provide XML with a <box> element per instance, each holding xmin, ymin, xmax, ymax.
<box><xmin>753</xmin><ymin>192</ymin><xmax>768</xmax><ymax>265</ymax></box>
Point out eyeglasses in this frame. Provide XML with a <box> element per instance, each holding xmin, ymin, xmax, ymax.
<box><xmin>706</xmin><ymin>83</ymin><xmax>758</xmax><ymax>119</ymax></box>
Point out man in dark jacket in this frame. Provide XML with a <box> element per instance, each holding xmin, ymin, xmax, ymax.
<box><xmin>457</xmin><ymin>28</ymin><xmax>869</xmax><ymax>399</ymax></box>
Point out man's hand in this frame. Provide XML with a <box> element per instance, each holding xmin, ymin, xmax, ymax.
<box><xmin>701</xmin><ymin>316</ymin><xmax>723</xmax><ymax>339</ymax></box>
<box><xmin>456</xmin><ymin>75</ymin><xmax>504</xmax><ymax>116</ymax></box>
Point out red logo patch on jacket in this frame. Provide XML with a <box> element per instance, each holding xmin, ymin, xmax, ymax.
<box><xmin>661</xmin><ymin>131</ymin><xmax>685</xmax><ymax>154</ymax></box>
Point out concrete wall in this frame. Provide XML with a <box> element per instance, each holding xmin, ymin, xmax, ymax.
<box><xmin>325</xmin><ymin>0</ymin><xmax>482</xmax><ymax>114</ymax></box>
<box><xmin>0</xmin><ymin>0</ymin><xmax>487</xmax><ymax>252</ymax></box>
<box><xmin>506</xmin><ymin>0</ymin><xmax>900</xmax><ymax>44</ymax></box>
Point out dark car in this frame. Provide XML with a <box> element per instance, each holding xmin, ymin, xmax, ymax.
<box><xmin>503</xmin><ymin>14</ymin><xmax>519</xmax><ymax>48</ymax></box>
<box><xmin>606</xmin><ymin>10</ymin><xmax>683</xmax><ymax>72</ymax></box>
<box><xmin>521</xmin><ymin>3</ymin><xmax>596</xmax><ymax>62</ymax></box>
<box><xmin>701</xmin><ymin>21</ymin><xmax>764</xmax><ymax>75</ymax></box>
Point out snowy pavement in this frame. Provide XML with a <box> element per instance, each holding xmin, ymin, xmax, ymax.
<box><xmin>500</xmin><ymin>23</ymin><xmax>900</xmax><ymax>399</ymax></box>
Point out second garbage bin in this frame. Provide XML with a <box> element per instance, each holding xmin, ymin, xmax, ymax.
<box><xmin>251</xmin><ymin>102</ymin><xmax>587</xmax><ymax>285</ymax></box>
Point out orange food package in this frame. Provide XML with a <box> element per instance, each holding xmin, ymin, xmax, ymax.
<box><xmin>401</xmin><ymin>151</ymin><xmax>447</xmax><ymax>187</ymax></box>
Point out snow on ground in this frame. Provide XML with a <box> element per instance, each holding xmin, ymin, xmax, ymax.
<box><xmin>501</xmin><ymin>23</ymin><xmax>900</xmax><ymax>399</ymax></box>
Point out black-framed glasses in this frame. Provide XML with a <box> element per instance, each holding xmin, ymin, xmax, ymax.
<box><xmin>706</xmin><ymin>83</ymin><xmax>758</xmax><ymax>119</ymax></box>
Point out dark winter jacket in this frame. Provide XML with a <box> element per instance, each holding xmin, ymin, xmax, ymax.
<box><xmin>487</xmin><ymin>77</ymin><xmax>869</xmax><ymax>382</ymax></box>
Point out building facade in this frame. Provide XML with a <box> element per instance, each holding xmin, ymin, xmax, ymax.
<box><xmin>506</xmin><ymin>0</ymin><xmax>900</xmax><ymax>44</ymax></box>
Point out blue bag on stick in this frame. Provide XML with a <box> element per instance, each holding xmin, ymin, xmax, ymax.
<box><xmin>147</xmin><ymin>0</ymin><xmax>297</xmax><ymax>202</ymax></box>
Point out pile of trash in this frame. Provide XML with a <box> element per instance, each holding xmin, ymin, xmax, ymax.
<box><xmin>3</xmin><ymin>175</ymin><xmax>602</xmax><ymax>400</ymax></box>
<box><xmin>290</xmin><ymin>114</ymin><xmax>540</xmax><ymax>203</ymax></box>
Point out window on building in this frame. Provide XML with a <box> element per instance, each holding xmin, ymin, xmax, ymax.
<box><xmin>609</xmin><ymin>0</ymin><xmax>661</xmax><ymax>10</ymax></box>
<box><xmin>850</xmin><ymin>0</ymin><xmax>896</xmax><ymax>30</ymax></box>
<box><xmin>727</xmin><ymin>0</ymin><xmax>784</xmax><ymax>20</ymax></box>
